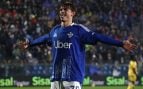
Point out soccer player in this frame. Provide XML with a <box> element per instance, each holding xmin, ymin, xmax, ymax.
<box><xmin>18</xmin><ymin>2</ymin><xmax>136</xmax><ymax>89</ymax></box>
<box><xmin>127</xmin><ymin>55</ymin><xmax>138</xmax><ymax>89</ymax></box>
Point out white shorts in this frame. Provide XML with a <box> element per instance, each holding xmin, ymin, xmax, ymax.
<box><xmin>51</xmin><ymin>81</ymin><xmax>81</xmax><ymax>89</ymax></box>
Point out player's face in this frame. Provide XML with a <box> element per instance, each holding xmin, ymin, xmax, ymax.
<box><xmin>59</xmin><ymin>6</ymin><xmax>75</xmax><ymax>22</ymax></box>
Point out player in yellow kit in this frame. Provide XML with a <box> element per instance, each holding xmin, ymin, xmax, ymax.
<box><xmin>127</xmin><ymin>55</ymin><xmax>138</xmax><ymax>89</ymax></box>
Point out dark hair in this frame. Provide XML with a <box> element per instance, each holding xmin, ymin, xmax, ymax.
<box><xmin>130</xmin><ymin>54</ymin><xmax>136</xmax><ymax>61</ymax></box>
<box><xmin>58</xmin><ymin>2</ymin><xmax>77</xmax><ymax>12</ymax></box>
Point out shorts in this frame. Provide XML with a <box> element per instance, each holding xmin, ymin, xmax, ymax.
<box><xmin>50</xmin><ymin>81</ymin><xmax>81</xmax><ymax>89</ymax></box>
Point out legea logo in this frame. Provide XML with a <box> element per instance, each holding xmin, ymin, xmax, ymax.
<box><xmin>54</xmin><ymin>40</ymin><xmax>72</xmax><ymax>48</ymax></box>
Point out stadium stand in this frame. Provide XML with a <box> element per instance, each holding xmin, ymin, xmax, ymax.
<box><xmin>0</xmin><ymin>0</ymin><xmax>143</xmax><ymax>77</ymax></box>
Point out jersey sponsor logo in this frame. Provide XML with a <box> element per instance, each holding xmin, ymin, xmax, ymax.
<box><xmin>54</xmin><ymin>40</ymin><xmax>72</xmax><ymax>48</ymax></box>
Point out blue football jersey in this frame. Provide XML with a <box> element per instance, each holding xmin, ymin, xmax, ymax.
<box><xmin>28</xmin><ymin>23</ymin><xmax>123</xmax><ymax>84</ymax></box>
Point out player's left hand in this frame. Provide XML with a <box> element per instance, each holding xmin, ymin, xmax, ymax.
<box><xmin>123</xmin><ymin>39</ymin><xmax>137</xmax><ymax>52</ymax></box>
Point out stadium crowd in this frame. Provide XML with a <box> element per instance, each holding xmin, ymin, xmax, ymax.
<box><xmin>0</xmin><ymin>0</ymin><xmax>143</xmax><ymax>76</ymax></box>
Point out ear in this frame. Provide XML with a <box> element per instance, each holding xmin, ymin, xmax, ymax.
<box><xmin>72</xmin><ymin>11</ymin><xmax>76</xmax><ymax>17</ymax></box>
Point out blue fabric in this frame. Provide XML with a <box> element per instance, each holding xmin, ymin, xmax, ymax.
<box><xmin>28</xmin><ymin>23</ymin><xmax>123</xmax><ymax>84</ymax></box>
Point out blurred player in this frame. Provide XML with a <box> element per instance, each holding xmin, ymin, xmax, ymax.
<box><xmin>127</xmin><ymin>54</ymin><xmax>138</xmax><ymax>89</ymax></box>
<box><xmin>18</xmin><ymin>2</ymin><xmax>136</xmax><ymax>89</ymax></box>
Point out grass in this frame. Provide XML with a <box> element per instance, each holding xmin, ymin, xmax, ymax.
<box><xmin>0</xmin><ymin>86</ymin><xmax>143</xmax><ymax>89</ymax></box>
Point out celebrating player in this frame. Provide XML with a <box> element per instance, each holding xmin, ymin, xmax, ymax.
<box><xmin>18</xmin><ymin>2</ymin><xmax>136</xmax><ymax>89</ymax></box>
<box><xmin>127</xmin><ymin>54</ymin><xmax>138</xmax><ymax>89</ymax></box>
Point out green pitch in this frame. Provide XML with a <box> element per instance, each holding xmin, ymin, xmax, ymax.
<box><xmin>0</xmin><ymin>86</ymin><xmax>142</xmax><ymax>89</ymax></box>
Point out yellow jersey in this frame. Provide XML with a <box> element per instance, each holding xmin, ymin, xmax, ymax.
<box><xmin>128</xmin><ymin>60</ymin><xmax>137</xmax><ymax>76</ymax></box>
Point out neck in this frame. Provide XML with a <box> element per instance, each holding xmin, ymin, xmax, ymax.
<box><xmin>61</xmin><ymin>20</ymin><xmax>73</xmax><ymax>27</ymax></box>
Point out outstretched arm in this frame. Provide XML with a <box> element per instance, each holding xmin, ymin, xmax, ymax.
<box><xmin>17</xmin><ymin>34</ymin><xmax>51</xmax><ymax>50</ymax></box>
<box><xmin>92</xmin><ymin>33</ymin><xmax>123</xmax><ymax>47</ymax></box>
<box><xmin>79</xmin><ymin>24</ymin><xmax>136</xmax><ymax>52</ymax></box>
<box><xmin>92</xmin><ymin>33</ymin><xmax>137</xmax><ymax>52</ymax></box>
<box><xmin>28</xmin><ymin>34</ymin><xmax>50</xmax><ymax>47</ymax></box>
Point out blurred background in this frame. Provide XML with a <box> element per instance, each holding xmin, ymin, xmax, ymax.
<box><xmin>0</xmin><ymin>0</ymin><xmax>143</xmax><ymax>87</ymax></box>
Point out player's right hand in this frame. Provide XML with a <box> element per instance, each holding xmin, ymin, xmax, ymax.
<box><xmin>16</xmin><ymin>41</ymin><xmax>29</xmax><ymax>50</ymax></box>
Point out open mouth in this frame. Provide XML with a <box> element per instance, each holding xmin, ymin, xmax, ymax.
<box><xmin>60</xmin><ymin>14</ymin><xmax>66</xmax><ymax>17</ymax></box>
<box><xmin>60</xmin><ymin>15</ymin><xmax>64</xmax><ymax>18</ymax></box>
<box><xmin>60</xmin><ymin>14</ymin><xmax>67</xmax><ymax>20</ymax></box>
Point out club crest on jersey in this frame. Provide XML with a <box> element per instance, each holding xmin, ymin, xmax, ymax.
<box><xmin>67</xmin><ymin>32</ymin><xmax>73</xmax><ymax>38</ymax></box>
